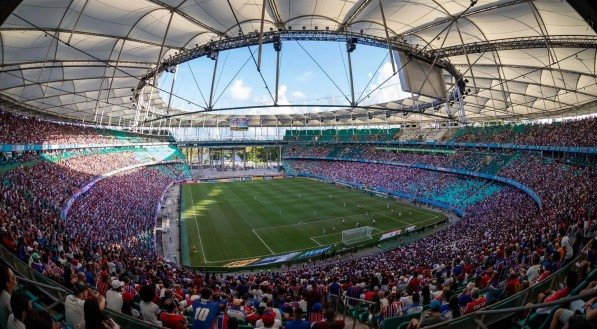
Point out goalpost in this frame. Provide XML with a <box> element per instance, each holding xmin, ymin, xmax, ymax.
<box><xmin>342</xmin><ymin>226</ymin><xmax>373</xmax><ymax>245</ymax></box>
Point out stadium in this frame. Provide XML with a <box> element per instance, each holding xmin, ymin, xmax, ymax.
<box><xmin>0</xmin><ymin>0</ymin><xmax>596</xmax><ymax>329</ymax></box>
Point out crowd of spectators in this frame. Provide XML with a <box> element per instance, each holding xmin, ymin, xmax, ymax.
<box><xmin>285</xmin><ymin>145</ymin><xmax>517</xmax><ymax>175</ymax></box>
<box><xmin>0</xmin><ymin>110</ymin><xmax>166</xmax><ymax>145</ymax></box>
<box><xmin>448</xmin><ymin>117</ymin><xmax>597</xmax><ymax>147</ymax></box>
<box><xmin>286</xmin><ymin>159</ymin><xmax>497</xmax><ymax>208</ymax></box>
<box><xmin>0</xmin><ymin>135</ymin><xmax>594</xmax><ymax>329</ymax></box>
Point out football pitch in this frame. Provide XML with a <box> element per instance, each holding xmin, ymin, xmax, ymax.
<box><xmin>180</xmin><ymin>178</ymin><xmax>445</xmax><ymax>268</ymax></box>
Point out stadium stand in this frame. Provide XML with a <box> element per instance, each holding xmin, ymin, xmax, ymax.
<box><xmin>0</xmin><ymin>109</ymin><xmax>173</xmax><ymax>146</ymax></box>
<box><xmin>0</xmin><ymin>116</ymin><xmax>595</xmax><ymax>329</ymax></box>
<box><xmin>1</xmin><ymin>125</ymin><xmax>596</xmax><ymax>328</ymax></box>
<box><xmin>447</xmin><ymin>118</ymin><xmax>597</xmax><ymax>147</ymax></box>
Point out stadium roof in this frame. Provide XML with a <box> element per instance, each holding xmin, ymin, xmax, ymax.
<box><xmin>0</xmin><ymin>0</ymin><xmax>596</xmax><ymax>127</ymax></box>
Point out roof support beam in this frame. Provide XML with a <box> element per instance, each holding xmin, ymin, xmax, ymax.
<box><xmin>142</xmin><ymin>0</ymin><xmax>224</xmax><ymax>36</ymax></box>
<box><xmin>0</xmin><ymin>59</ymin><xmax>153</xmax><ymax>69</ymax></box>
<box><xmin>338</xmin><ymin>0</ymin><xmax>375</xmax><ymax>31</ymax></box>
<box><xmin>256</xmin><ymin>0</ymin><xmax>267</xmax><ymax>70</ymax></box>
<box><xmin>403</xmin><ymin>0</ymin><xmax>529</xmax><ymax>36</ymax></box>
<box><xmin>454</xmin><ymin>63</ymin><xmax>597</xmax><ymax>79</ymax></box>
<box><xmin>431</xmin><ymin>35</ymin><xmax>597</xmax><ymax>58</ymax></box>
<box><xmin>0</xmin><ymin>27</ymin><xmax>183</xmax><ymax>50</ymax></box>
<box><xmin>266</xmin><ymin>0</ymin><xmax>283</xmax><ymax>27</ymax></box>
<box><xmin>378</xmin><ymin>0</ymin><xmax>396</xmax><ymax>73</ymax></box>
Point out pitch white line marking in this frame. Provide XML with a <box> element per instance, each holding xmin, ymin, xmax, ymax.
<box><xmin>252</xmin><ymin>229</ymin><xmax>275</xmax><ymax>254</ymax></box>
<box><xmin>188</xmin><ymin>187</ymin><xmax>208</xmax><ymax>263</ymax></box>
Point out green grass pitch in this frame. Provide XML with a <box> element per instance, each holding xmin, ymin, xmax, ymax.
<box><xmin>180</xmin><ymin>178</ymin><xmax>445</xmax><ymax>267</ymax></box>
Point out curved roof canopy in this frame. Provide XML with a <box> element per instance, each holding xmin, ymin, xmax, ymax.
<box><xmin>0</xmin><ymin>0</ymin><xmax>596</xmax><ymax>127</ymax></box>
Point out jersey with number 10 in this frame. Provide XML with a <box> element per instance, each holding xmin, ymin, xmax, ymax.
<box><xmin>192</xmin><ymin>298</ymin><xmax>220</xmax><ymax>329</ymax></box>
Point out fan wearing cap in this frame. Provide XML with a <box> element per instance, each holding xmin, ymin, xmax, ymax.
<box><xmin>29</xmin><ymin>253</ymin><xmax>44</xmax><ymax>274</ymax></box>
<box><xmin>406</xmin><ymin>300</ymin><xmax>446</xmax><ymax>329</ymax></box>
<box><xmin>105</xmin><ymin>279</ymin><xmax>124</xmax><ymax>313</ymax></box>
<box><xmin>307</xmin><ymin>303</ymin><xmax>324</xmax><ymax>324</ymax></box>
<box><xmin>255</xmin><ymin>311</ymin><xmax>281</xmax><ymax>329</ymax></box>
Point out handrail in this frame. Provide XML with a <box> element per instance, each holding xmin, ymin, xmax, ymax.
<box><xmin>476</xmin><ymin>289</ymin><xmax>597</xmax><ymax>315</ymax></box>
<box><xmin>328</xmin><ymin>293</ymin><xmax>377</xmax><ymax>329</ymax></box>
<box><xmin>0</xmin><ymin>141</ymin><xmax>171</xmax><ymax>152</ymax></box>
<box><xmin>0</xmin><ymin>244</ymin><xmax>167</xmax><ymax>329</ymax></box>
<box><xmin>421</xmin><ymin>289</ymin><xmax>597</xmax><ymax>329</ymax></box>
<box><xmin>17</xmin><ymin>276</ymin><xmax>68</xmax><ymax>293</ymax></box>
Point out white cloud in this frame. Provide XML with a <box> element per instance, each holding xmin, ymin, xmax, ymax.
<box><xmin>367</xmin><ymin>72</ymin><xmax>373</xmax><ymax>78</ymax></box>
<box><xmin>291</xmin><ymin>91</ymin><xmax>307</xmax><ymax>99</ymax></box>
<box><xmin>296</xmin><ymin>71</ymin><xmax>313</xmax><ymax>82</ymax></box>
<box><xmin>361</xmin><ymin>61</ymin><xmax>410</xmax><ymax>104</ymax></box>
<box><xmin>229</xmin><ymin>79</ymin><xmax>252</xmax><ymax>101</ymax></box>
<box><xmin>277</xmin><ymin>85</ymin><xmax>291</xmax><ymax>105</ymax></box>
<box><xmin>251</xmin><ymin>84</ymin><xmax>290</xmax><ymax>106</ymax></box>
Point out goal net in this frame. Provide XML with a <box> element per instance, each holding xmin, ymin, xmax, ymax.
<box><xmin>342</xmin><ymin>226</ymin><xmax>373</xmax><ymax>245</ymax></box>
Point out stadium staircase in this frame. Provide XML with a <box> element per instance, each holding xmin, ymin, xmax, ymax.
<box><xmin>456</xmin><ymin>182</ymin><xmax>502</xmax><ymax>208</ymax></box>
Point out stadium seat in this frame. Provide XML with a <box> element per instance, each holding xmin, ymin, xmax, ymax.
<box><xmin>382</xmin><ymin>313</ymin><xmax>420</xmax><ymax>329</ymax></box>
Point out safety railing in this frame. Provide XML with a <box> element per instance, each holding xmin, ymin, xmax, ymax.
<box><xmin>329</xmin><ymin>293</ymin><xmax>377</xmax><ymax>329</ymax></box>
<box><xmin>0</xmin><ymin>244</ymin><xmax>166</xmax><ymax>329</ymax></box>
<box><xmin>377</xmin><ymin>249</ymin><xmax>591</xmax><ymax>329</ymax></box>
<box><xmin>423</xmin><ymin>289</ymin><xmax>597</xmax><ymax>329</ymax></box>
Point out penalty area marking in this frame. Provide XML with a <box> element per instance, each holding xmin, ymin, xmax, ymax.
<box><xmin>254</xmin><ymin>213</ymin><xmax>363</xmax><ymax>231</ymax></box>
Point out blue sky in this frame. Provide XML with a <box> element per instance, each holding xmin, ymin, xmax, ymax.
<box><xmin>158</xmin><ymin>41</ymin><xmax>411</xmax><ymax>115</ymax></box>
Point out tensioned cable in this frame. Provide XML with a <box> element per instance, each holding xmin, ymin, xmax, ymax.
<box><xmin>2</xmin><ymin>70</ymin><xmax>132</xmax><ymax>113</ymax></box>
<box><xmin>295</xmin><ymin>40</ymin><xmax>352</xmax><ymax>104</ymax></box>
<box><xmin>9</xmin><ymin>12</ymin><xmax>208</xmax><ymax>112</ymax></box>
<box><xmin>186</xmin><ymin>62</ymin><xmax>209</xmax><ymax>108</ymax></box>
<box><xmin>356</xmin><ymin>1</ymin><xmax>479</xmax><ymax>105</ymax></box>
<box><xmin>440</xmin><ymin>48</ymin><xmax>592</xmax><ymax>118</ymax></box>
<box><xmin>212</xmin><ymin>48</ymin><xmax>258</xmax><ymax>107</ymax></box>
<box><xmin>225</xmin><ymin>0</ymin><xmax>275</xmax><ymax>103</ymax></box>
<box><xmin>0</xmin><ymin>70</ymin><xmax>132</xmax><ymax>119</ymax></box>
<box><xmin>337</xmin><ymin>42</ymin><xmax>352</xmax><ymax>93</ymax></box>
<box><xmin>356</xmin><ymin>52</ymin><xmax>389</xmax><ymax>104</ymax></box>
<box><xmin>213</xmin><ymin>49</ymin><xmax>230</xmax><ymax>99</ymax></box>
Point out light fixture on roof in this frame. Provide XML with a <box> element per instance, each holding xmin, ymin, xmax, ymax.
<box><xmin>346</xmin><ymin>37</ymin><xmax>357</xmax><ymax>53</ymax></box>
<box><xmin>273</xmin><ymin>35</ymin><xmax>282</xmax><ymax>51</ymax></box>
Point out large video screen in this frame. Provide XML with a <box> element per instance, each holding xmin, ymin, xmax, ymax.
<box><xmin>229</xmin><ymin>117</ymin><xmax>249</xmax><ymax>131</ymax></box>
